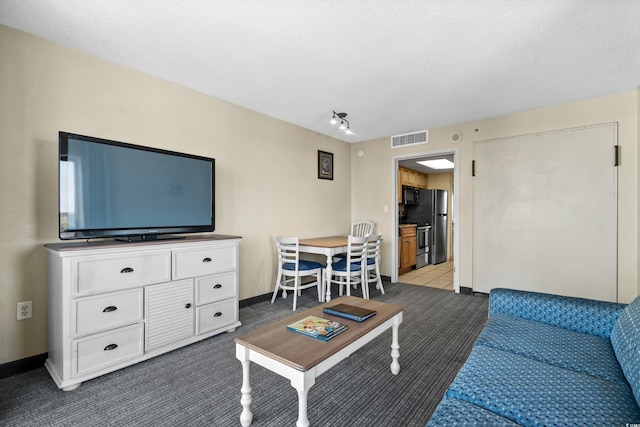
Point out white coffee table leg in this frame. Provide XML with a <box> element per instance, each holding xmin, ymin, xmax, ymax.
<box><xmin>292</xmin><ymin>371</ymin><xmax>316</xmax><ymax>427</ymax></box>
<box><xmin>296</xmin><ymin>389</ymin><xmax>310</xmax><ymax>427</ymax></box>
<box><xmin>236</xmin><ymin>346</ymin><xmax>253</xmax><ymax>426</ymax></box>
<box><xmin>390</xmin><ymin>317</ymin><xmax>400</xmax><ymax>375</ymax></box>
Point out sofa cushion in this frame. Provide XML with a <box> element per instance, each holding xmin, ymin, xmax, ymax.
<box><xmin>445</xmin><ymin>345</ymin><xmax>640</xmax><ymax>426</ymax></box>
<box><xmin>611</xmin><ymin>296</ymin><xmax>640</xmax><ymax>406</ymax></box>
<box><xmin>489</xmin><ymin>288</ymin><xmax>626</xmax><ymax>338</ymax></box>
<box><xmin>477</xmin><ymin>314</ymin><xmax>626</xmax><ymax>384</ymax></box>
<box><xmin>427</xmin><ymin>397</ymin><xmax>520</xmax><ymax>427</ymax></box>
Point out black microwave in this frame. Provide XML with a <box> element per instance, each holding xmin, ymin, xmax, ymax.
<box><xmin>402</xmin><ymin>186</ymin><xmax>419</xmax><ymax>205</ymax></box>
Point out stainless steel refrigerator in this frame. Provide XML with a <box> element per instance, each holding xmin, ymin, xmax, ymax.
<box><xmin>405</xmin><ymin>189</ymin><xmax>448</xmax><ymax>265</ymax></box>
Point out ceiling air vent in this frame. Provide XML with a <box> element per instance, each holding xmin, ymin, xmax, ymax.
<box><xmin>391</xmin><ymin>130</ymin><xmax>428</xmax><ymax>148</ymax></box>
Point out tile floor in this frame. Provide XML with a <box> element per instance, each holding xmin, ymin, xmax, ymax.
<box><xmin>398</xmin><ymin>259</ymin><xmax>454</xmax><ymax>291</ymax></box>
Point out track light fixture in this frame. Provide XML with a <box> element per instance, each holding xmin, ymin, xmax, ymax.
<box><xmin>330</xmin><ymin>110</ymin><xmax>353</xmax><ymax>135</ymax></box>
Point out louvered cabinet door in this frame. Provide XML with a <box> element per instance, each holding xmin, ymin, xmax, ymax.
<box><xmin>144</xmin><ymin>279</ymin><xmax>194</xmax><ymax>351</ymax></box>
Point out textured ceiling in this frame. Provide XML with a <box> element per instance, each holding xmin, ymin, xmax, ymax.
<box><xmin>1</xmin><ymin>1</ymin><xmax>639</xmax><ymax>142</ymax></box>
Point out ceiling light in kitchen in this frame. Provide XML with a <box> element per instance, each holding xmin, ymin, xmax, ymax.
<box><xmin>417</xmin><ymin>159</ymin><xmax>454</xmax><ymax>169</ymax></box>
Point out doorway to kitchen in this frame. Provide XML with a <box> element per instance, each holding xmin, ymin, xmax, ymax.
<box><xmin>392</xmin><ymin>149</ymin><xmax>459</xmax><ymax>292</ymax></box>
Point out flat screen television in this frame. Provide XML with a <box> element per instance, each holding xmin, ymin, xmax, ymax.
<box><xmin>59</xmin><ymin>132</ymin><xmax>215</xmax><ymax>241</ymax></box>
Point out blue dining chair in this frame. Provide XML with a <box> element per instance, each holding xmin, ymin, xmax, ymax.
<box><xmin>335</xmin><ymin>220</ymin><xmax>375</xmax><ymax>262</ymax></box>
<box><xmin>327</xmin><ymin>235</ymin><xmax>368</xmax><ymax>299</ymax></box>
<box><xmin>272</xmin><ymin>235</ymin><xmax>325</xmax><ymax>311</ymax></box>
<box><xmin>365</xmin><ymin>233</ymin><xmax>384</xmax><ymax>298</ymax></box>
<box><xmin>352</xmin><ymin>220</ymin><xmax>375</xmax><ymax>237</ymax></box>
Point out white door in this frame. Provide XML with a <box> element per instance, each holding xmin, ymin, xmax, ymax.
<box><xmin>473</xmin><ymin>124</ymin><xmax>617</xmax><ymax>301</ymax></box>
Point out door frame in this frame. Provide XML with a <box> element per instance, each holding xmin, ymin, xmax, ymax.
<box><xmin>390</xmin><ymin>147</ymin><xmax>460</xmax><ymax>292</ymax></box>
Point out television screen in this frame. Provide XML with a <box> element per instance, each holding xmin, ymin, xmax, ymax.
<box><xmin>59</xmin><ymin>132</ymin><xmax>215</xmax><ymax>240</ymax></box>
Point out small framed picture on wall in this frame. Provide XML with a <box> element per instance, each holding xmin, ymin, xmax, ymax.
<box><xmin>318</xmin><ymin>150</ymin><xmax>334</xmax><ymax>180</ymax></box>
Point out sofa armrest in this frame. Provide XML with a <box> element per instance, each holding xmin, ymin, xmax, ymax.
<box><xmin>489</xmin><ymin>288</ymin><xmax>626</xmax><ymax>338</ymax></box>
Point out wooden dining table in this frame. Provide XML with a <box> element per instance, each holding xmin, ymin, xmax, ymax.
<box><xmin>298</xmin><ymin>236</ymin><xmax>348</xmax><ymax>302</ymax></box>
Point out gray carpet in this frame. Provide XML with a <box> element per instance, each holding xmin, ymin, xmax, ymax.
<box><xmin>0</xmin><ymin>283</ymin><xmax>488</xmax><ymax>426</ymax></box>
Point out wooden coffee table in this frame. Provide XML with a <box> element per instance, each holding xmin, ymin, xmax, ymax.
<box><xmin>235</xmin><ymin>296</ymin><xmax>404</xmax><ymax>427</ymax></box>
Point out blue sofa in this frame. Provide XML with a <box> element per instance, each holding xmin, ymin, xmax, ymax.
<box><xmin>427</xmin><ymin>288</ymin><xmax>640</xmax><ymax>426</ymax></box>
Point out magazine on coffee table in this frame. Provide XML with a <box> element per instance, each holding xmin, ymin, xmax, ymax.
<box><xmin>286</xmin><ymin>316</ymin><xmax>348</xmax><ymax>341</ymax></box>
<box><xmin>323</xmin><ymin>303</ymin><xmax>377</xmax><ymax>322</ymax></box>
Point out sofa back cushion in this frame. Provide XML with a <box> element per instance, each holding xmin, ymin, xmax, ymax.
<box><xmin>489</xmin><ymin>288</ymin><xmax>626</xmax><ymax>338</ymax></box>
<box><xmin>611</xmin><ymin>296</ymin><xmax>640</xmax><ymax>406</ymax></box>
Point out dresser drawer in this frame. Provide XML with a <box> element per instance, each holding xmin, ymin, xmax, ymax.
<box><xmin>195</xmin><ymin>272</ymin><xmax>237</xmax><ymax>306</ymax></box>
<box><xmin>72</xmin><ymin>323</ymin><xmax>144</xmax><ymax>378</ymax></box>
<box><xmin>173</xmin><ymin>245</ymin><xmax>237</xmax><ymax>279</ymax></box>
<box><xmin>196</xmin><ymin>299</ymin><xmax>238</xmax><ymax>335</ymax></box>
<box><xmin>73</xmin><ymin>289</ymin><xmax>143</xmax><ymax>337</ymax></box>
<box><xmin>74</xmin><ymin>251</ymin><xmax>171</xmax><ymax>296</ymax></box>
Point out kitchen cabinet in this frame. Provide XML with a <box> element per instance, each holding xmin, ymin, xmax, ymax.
<box><xmin>399</xmin><ymin>225</ymin><xmax>417</xmax><ymax>274</ymax></box>
<box><xmin>398</xmin><ymin>167</ymin><xmax>429</xmax><ymax>202</ymax></box>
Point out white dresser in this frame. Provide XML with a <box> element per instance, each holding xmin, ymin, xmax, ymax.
<box><xmin>44</xmin><ymin>235</ymin><xmax>241</xmax><ymax>391</ymax></box>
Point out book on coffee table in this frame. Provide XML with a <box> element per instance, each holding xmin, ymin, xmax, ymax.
<box><xmin>323</xmin><ymin>303</ymin><xmax>377</xmax><ymax>322</ymax></box>
<box><xmin>286</xmin><ymin>316</ymin><xmax>348</xmax><ymax>341</ymax></box>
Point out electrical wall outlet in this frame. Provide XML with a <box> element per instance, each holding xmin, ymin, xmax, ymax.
<box><xmin>17</xmin><ymin>301</ymin><xmax>32</xmax><ymax>320</ymax></box>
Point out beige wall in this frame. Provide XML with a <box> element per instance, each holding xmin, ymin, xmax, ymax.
<box><xmin>352</xmin><ymin>90</ymin><xmax>639</xmax><ymax>304</ymax></box>
<box><xmin>0</xmin><ymin>25</ymin><xmax>351</xmax><ymax>365</ymax></box>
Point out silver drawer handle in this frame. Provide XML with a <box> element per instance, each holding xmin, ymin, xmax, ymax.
<box><xmin>104</xmin><ymin>344</ymin><xmax>118</xmax><ymax>351</ymax></box>
<box><xmin>120</xmin><ymin>267</ymin><xmax>134</xmax><ymax>274</ymax></box>
<box><xmin>103</xmin><ymin>306</ymin><xmax>118</xmax><ymax>313</ymax></box>
<box><xmin>202</xmin><ymin>257</ymin><xmax>212</xmax><ymax>263</ymax></box>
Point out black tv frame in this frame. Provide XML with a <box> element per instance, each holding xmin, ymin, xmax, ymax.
<box><xmin>58</xmin><ymin>131</ymin><xmax>215</xmax><ymax>241</ymax></box>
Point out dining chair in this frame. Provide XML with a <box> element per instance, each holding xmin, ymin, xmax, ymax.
<box><xmin>351</xmin><ymin>220</ymin><xmax>375</xmax><ymax>237</ymax></box>
<box><xmin>365</xmin><ymin>233</ymin><xmax>384</xmax><ymax>298</ymax></box>
<box><xmin>272</xmin><ymin>235</ymin><xmax>325</xmax><ymax>311</ymax></box>
<box><xmin>327</xmin><ymin>235</ymin><xmax>368</xmax><ymax>299</ymax></box>
<box><xmin>335</xmin><ymin>220</ymin><xmax>375</xmax><ymax>262</ymax></box>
